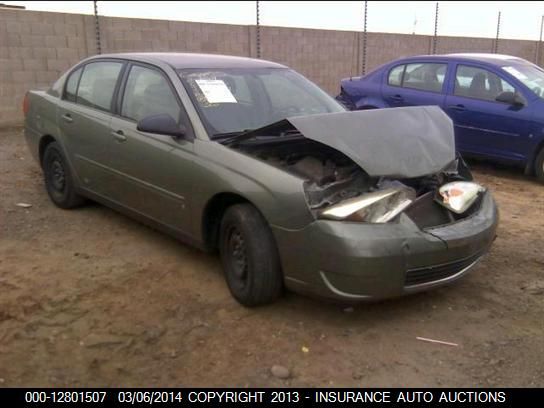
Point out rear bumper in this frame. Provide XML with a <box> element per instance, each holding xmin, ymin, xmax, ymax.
<box><xmin>272</xmin><ymin>191</ymin><xmax>498</xmax><ymax>302</ymax></box>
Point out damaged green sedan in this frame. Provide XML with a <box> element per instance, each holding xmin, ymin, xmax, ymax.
<box><xmin>23</xmin><ymin>53</ymin><xmax>499</xmax><ymax>306</ymax></box>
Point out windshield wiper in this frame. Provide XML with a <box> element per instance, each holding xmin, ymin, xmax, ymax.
<box><xmin>214</xmin><ymin>129</ymin><xmax>255</xmax><ymax>144</ymax></box>
<box><xmin>216</xmin><ymin>120</ymin><xmax>304</xmax><ymax>146</ymax></box>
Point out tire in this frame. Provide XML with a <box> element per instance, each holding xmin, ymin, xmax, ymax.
<box><xmin>219</xmin><ymin>204</ymin><xmax>283</xmax><ymax>306</ymax></box>
<box><xmin>42</xmin><ymin>142</ymin><xmax>85</xmax><ymax>209</ymax></box>
<box><xmin>535</xmin><ymin>147</ymin><xmax>544</xmax><ymax>183</ymax></box>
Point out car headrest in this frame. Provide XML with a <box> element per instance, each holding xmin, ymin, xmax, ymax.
<box><xmin>470</xmin><ymin>72</ymin><xmax>486</xmax><ymax>91</ymax></box>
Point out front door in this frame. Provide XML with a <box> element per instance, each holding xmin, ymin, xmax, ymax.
<box><xmin>444</xmin><ymin>64</ymin><xmax>531</xmax><ymax>161</ymax></box>
<box><xmin>107</xmin><ymin>64</ymin><xmax>195</xmax><ymax>235</ymax></box>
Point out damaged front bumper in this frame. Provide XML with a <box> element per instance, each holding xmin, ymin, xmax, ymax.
<box><xmin>272</xmin><ymin>190</ymin><xmax>498</xmax><ymax>302</ymax></box>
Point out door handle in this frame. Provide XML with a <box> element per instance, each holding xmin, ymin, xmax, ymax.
<box><xmin>111</xmin><ymin>130</ymin><xmax>127</xmax><ymax>142</ymax></box>
<box><xmin>61</xmin><ymin>113</ymin><xmax>73</xmax><ymax>123</ymax></box>
<box><xmin>390</xmin><ymin>94</ymin><xmax>404</xmax><ymax>101</ymax></box>
<box><xmin>448</xmin><ymin>104</ymin><xmax>466</xmax><ymax>112</ymax></box>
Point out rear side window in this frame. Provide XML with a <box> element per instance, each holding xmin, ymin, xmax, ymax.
<box><xmin>64</xmin><ymin>67</ymin><xmax>82</xmax><ymax>102</ymax></box>
<box><xmin>388</xmin><ymin>65</ymin><xmax>405</xmax><ymax>86</ymax></box>
<box><xmin>402</xmin><ymin>63</ymin><xmax>447</xmax><ymax>92</ymax></box>
<box><xmin>454</xmin><ymin>65</ymin><xmax>515</xmax><ymax>101</ymax></box>
<box><xmin>121</xmin><ymin>65</ymin><xmax>181</xmax><ymax>123</ymax></box>
<box><xmin>76</xmin><ymin>62</ymin><xmax>123</xmax><ymax>112</ymax></box>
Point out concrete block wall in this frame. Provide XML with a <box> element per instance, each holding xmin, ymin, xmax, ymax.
<box><xmin>1</xmin><ymin>7</ymin><xmax>542</xmax><ymax>127</ymax></box>
<box><xmin>259</xmin><ymin>26</ymin><xmax>360</xmax><ymax>93</ymax></box>
<box><xmin>1</xmin><ymin>9</ymin><xmax>94</xmax><ymax>126</ymax></box>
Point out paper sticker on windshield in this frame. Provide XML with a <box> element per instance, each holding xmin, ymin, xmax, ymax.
<box><xmin>195</xmin><ymin>79</ymin><xmax>237</xmax><ymax>103</ymax></box>
<box><xmin>503</xmin><ymin>66</ymin><xmax>528</xmax><ymax>80</ymax></box>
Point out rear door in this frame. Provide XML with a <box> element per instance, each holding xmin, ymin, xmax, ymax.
<box><xmin>444</xmin><ymin>63</ymin><xmax>531</xmax><ymax>160</ymax></box>
<box><xmin>57</xmin><ymin>60</ymin><xmax>125</xmax><ymax>195</ymax></box>
<box><xmin>108</xmin><ymin>63</ymin><xmax>196</xmax><ymax>234</ymax></box>
<box><xmin>381</xmin><ymin>61</ymin><xmax>448</xmax><ymax>108</ymax></box>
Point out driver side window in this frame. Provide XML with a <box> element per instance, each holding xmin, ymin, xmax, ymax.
<box><xmin>454</xmin><ymin>65</ymin><xmax>515</xmax><ymax>102</ymax></box>
<box><xmin>121</xmin><ymin>65</ymin><xmax>181</xmax><ymax>123</ymax></box>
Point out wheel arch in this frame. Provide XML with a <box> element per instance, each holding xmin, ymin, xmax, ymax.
<box><xmin>38</xmin><ymin>134</ymin><xmax>57</xmax><ymax>168</ymax></box>
<box><xmin>525</xmin><ymin>137</ymin><xmax>544</xmax><ymax>175</ymax></box>
<box><xmin>201</xmin><ymin>192</ymin><xmax>259</xmax><ymax>252</ymax></box>
<box><xmin>354</xmin><ymin>97</ymin><xmax>387</xmax><ymax>110</ymax></box>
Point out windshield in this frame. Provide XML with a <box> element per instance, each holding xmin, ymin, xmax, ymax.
<box><xmin>178</xmin><ymin>68</ymin><xmax>345</xmax><ymax>137</ymax></box>
<box><xmin>502</xmin><ymin>64</ymin><xmax>544</xmax><ymax>98</ymax></box>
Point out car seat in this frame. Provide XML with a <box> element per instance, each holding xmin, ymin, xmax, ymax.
<box><xmin>140</xmin><ymin>82</ymin><xmax>180</xmax><ymax>122</ymax></box>
<box><xmin>423</xmin><ymin>71</ymin><xmax>440</xmax><ymax>91</ymax></box>
<box><xmin>468</xmin><ymin>72</ymin><xmax>487</xmax><ymax>99</ymax></box>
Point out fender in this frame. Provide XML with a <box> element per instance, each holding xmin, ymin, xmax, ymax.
<box><xmin>524</xmin><ymin>125</ymin><xmax>544</xmax><ymax>173</ymax></box>
<box><xmin>354</xmin><ymin>96</ymin><xmax>389</xmax><ymax>110</ymax></box>
<box><xmin>191</xmin><ymin>139</ymin><xmax>316</xmax><ymax>240</ymax></box>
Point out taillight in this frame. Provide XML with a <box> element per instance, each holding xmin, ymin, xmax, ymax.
<box><xmin>23</xmin><ymin>92</ymin><xmax>30</xmax><ymax>116</ymax></box>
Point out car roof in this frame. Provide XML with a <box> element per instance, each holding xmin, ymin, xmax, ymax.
<box><xmin>88</xmin><ymin>52</ymin><xmax>287</xmax><ymax>69</ymax></box>
<box><xmin>399</xmin><ymin>53</ymin><xmax>528</xmax><ymax>66</ymax></box>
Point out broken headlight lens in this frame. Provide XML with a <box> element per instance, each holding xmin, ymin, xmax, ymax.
<box><xmin>436</xmin><ymin>181</ymin><xmax>485</xmax><ymax>214</ymax></box>
<box><xmin>319</xmin><ymin>187</ymin><xmax>416</xmax><ymax>223</ymax></box>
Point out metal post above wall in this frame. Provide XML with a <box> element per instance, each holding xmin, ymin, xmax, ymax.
<box><xmin>538</xmin><ymin>15</ymin><xmax>544</xmax><ymax>66</ymax></box>
<box><xmin>93</xmin><ymin>0</ymin><xmax>101</xmax><ymax>54</ymax></box>
<box><xmin>362</xmin><ymin>0</ymin><xmax>368</xmax><ymax>75</ymax></box>
<box><xmin>432</xmin><ymin>2</ymin><xmax>439</xmax><ymax>54</ymax></box>
<box><xmin>256</xmin><ymin>1</ymin><xmax>261</xmax><ymax>59</ymax></box>
<box><xmin>493</xmin><ymin>11</ymin><xmax>501</xmax><ymax>53</ymax></box>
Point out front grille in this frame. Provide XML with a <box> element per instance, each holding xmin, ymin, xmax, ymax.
<box><xmin>405</xmin><ymin>251</ymin><xmax>483</xmax><ymax>287</ymax></box>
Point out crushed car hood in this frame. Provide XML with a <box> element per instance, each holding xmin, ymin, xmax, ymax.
<box><xmin>288</xmin><ymin>106</ymin><xmax>455</xmax><ymax>178</ymax></box>
<box><xmin>230</xmin><ymin>106</ymin><xmax>456</xmax><ymax>179</ymax></box>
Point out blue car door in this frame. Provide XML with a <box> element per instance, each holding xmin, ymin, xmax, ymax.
<box><xmin>444</xmin><ymin>63</ymin><xmax>531</xmax><ymax>162</ymax></box>
<box><xmin>381</xmin><ymin>61</ymin><xmax>448</xmax><ymax>108</ymax></box>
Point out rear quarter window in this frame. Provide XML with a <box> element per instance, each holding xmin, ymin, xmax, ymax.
<box><xmin>64</xmin><ymin>67</ymin><xmax>82</xmax><ymax>102</ymax></box>
<box><xmin>388</xmin><ymin>65</ymin><xmax>405</xmax><ymax>86</ymax></box>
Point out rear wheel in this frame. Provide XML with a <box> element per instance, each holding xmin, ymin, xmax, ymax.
<box><xmin>535</xmin><ymin>147</ymin><xmax>544</xmax><ymax>183</ymax></box>
<box><xmin>219</xmin><ymin>204</ymin><xmax>283</xmax><ymax>306</ymax></box>
<box><xmin>43</xmin><ymin>142</ymin><xmax>85</xmax><ymax>209</ymax></box>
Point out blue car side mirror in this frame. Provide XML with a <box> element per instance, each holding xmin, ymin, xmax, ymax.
<box><xmin>495</xmin><ymin>91</ymin><xmax>525</xmax><ymax>106</ymax></box>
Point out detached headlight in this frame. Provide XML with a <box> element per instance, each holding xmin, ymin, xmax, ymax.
<box><xmin>319</xmin><ymin>187</ymin><xmax>416</xmax><ymax>223</ymax></box>
<box><xmin>436</xmin><ymin>181</ymin><xmax>485</xmax><ymax>214</ymax></box>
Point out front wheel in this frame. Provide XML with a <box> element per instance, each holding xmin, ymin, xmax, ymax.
<box><xmin>43</xmin><ymin>142</ymin><xmax>86</xmax><ymax>209</ymax></box>
<box><xmin>219</xmin><ymin>204</ymin><xmax>283</xmax><ymax>306</ymax></box>
<box><xmin>535</xmin><ymin>147</ymin><xmax>544</xmax><ymax>183</ymax></box>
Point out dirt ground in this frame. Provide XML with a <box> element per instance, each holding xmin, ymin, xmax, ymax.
<box><xmin>0</xmin><ymin>127</ymin><xmax>543</xmax><ymax>388</ymax></box>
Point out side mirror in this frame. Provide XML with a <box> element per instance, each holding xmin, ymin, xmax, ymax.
<box><xmin>495</xmin><ymin>91</ymin><xmax>525</xmax><ymax>106</ymax></box>
<box><xmin>137</xmin><ymin>114</ymin><xmax>186</xmax><ymax>138</ymax></box>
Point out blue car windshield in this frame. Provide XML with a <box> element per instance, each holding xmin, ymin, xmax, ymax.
<box><xmin>502</xmin><ymin>64</ymin><xmax>544</xmax><ymax>98</ymax></box>
<box><xmin>178</xmin><ymin>68</ymin><xmax>345</xmax><ymax>137</ymax></box>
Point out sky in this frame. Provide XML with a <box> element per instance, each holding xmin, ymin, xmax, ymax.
<box><xmin>3</xmin><ymin>1</ymin><xmax>544</xmax><ymax>40</ymax></box>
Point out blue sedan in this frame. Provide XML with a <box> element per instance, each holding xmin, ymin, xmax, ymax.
<box><xmin>337</xmin><ymin>53</ymin><xmax>544</xmax><ymax>182</ymax></box>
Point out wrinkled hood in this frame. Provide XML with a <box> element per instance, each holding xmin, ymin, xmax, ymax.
<box><xmin>286</xmin><ymin>106</ymin><xmax>455</xmax><ymax>178</ymax></box>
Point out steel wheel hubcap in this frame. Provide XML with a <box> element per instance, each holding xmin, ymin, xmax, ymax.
<box><xmin>51</xmin><ymin>159</ymin><xmax>65</xmax><ymax>191</ymax></box>
<box><xmin>228</xmin><ymin>227</ymin><xmax>248</xmax><ymax>281</ymax></box>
